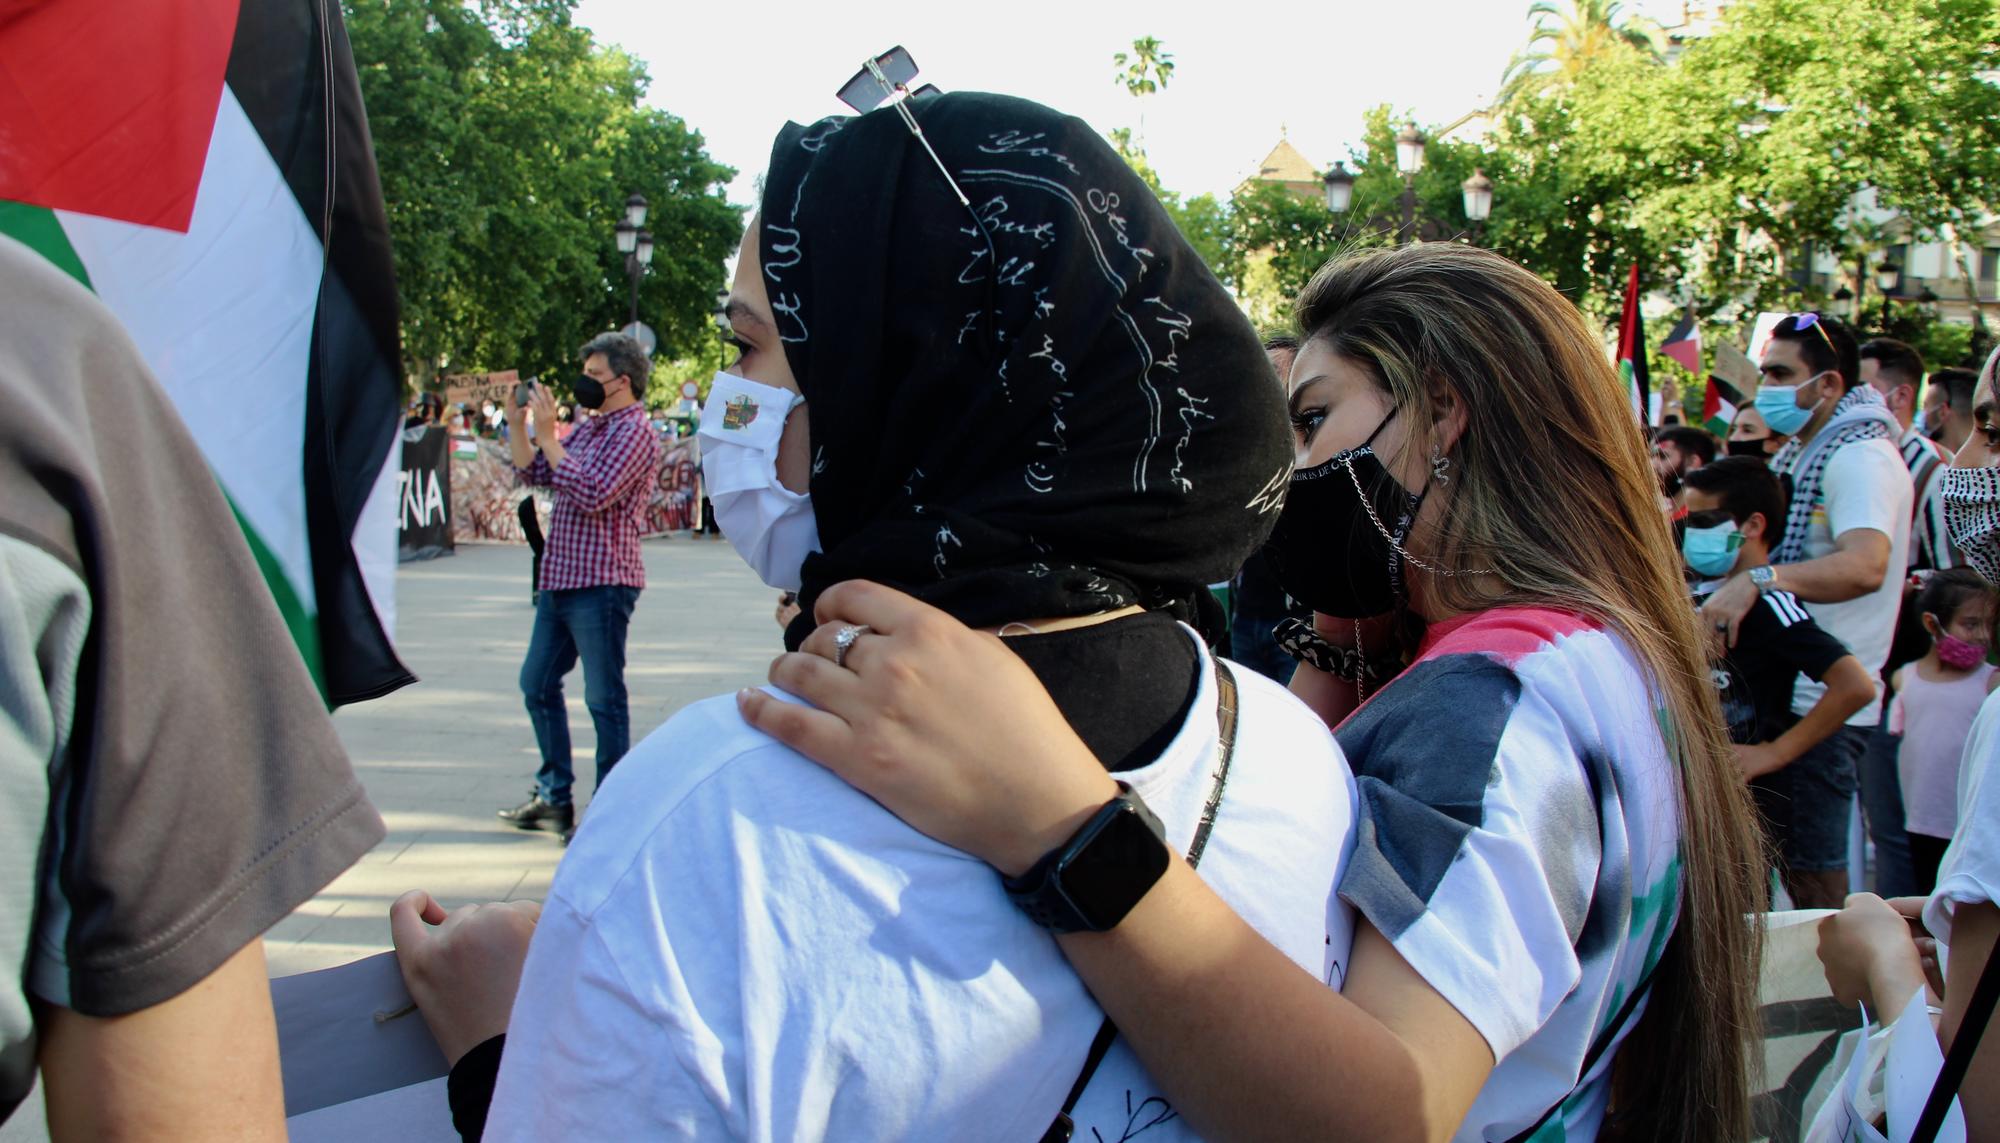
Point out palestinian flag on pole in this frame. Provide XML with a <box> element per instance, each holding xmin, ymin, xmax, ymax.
<box><xmin>1659</xmin><ymin>312</ymin><xmax>1724</xmax><ymax>430</ymax></box>
<box><xmin>1618</xmin><ymin>263</ymin><xmax>1651</xmax><ymax>424</ymax></box>
<box><xmin>1661</xmin><ymin>312</ymin><xmax>1702</xmax><ymax>376</ymax></box>
<box><xmin>1701</xmin><ymin>376</ymin><xmax>1744</xmax><ymax>437</ymax></box>
<box><xmin>0</xmin><ymin>0</ymin><xmax>413</xmax><ymax>706</ymax></box>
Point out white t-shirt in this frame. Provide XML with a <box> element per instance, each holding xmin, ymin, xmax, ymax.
<box><xmin>1334</xmin><ymin>609</ymin><xmax>1684</xmax><ymax>1142</ymax></box>
<box><xmin>1925</xmin><ymin>687</ymin><xmax>2000</xmax><ymax>945</ymax></box>
<box><xmin>1787</xmin><ymin>437</ymin><xmax>1912</xmax><ymax>724</ymax></box>
<box><xmin>487</xmin><ymin>632</ymin><xmax>1358</xmax><ymax>1142</ymax></box>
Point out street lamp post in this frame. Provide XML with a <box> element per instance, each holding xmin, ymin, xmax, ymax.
<box><xmin>1394</xmin><ymin>122</ymin><xmax>1426</xmax><ymax>245</ymax></box>
<box><xmin>1832</xmin><ymin>284</ymin><xmax>1855</xmax><ymax>321</ymax></box>
<box><xmin>615</xmin><ymin>193</ymin><xmax>653</xmax><ymax>329</ymax></box>
<box><xmin>1322</xmin><ymin>161</ymin><xmax>1355</xmax><ymax>216</ymax></box>
<box><xmin>1875</xmin><ymin>260</ymin><xmax>1901</xmax><ymax>330</ymax></box>
<box><xmin>1461</xmin><ymin>168</ymin><xmax>1493</xmax><ymax>245</ymax></box>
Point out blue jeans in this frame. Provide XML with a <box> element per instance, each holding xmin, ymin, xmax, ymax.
<box><xmin>519</xmin><ymin>585</ymin><xmax>640</xmax><ymax>807</ymax></box>
<box><xmin>1860</xmin><ymin>716</ymin><xmax>1918</xmax><ymax>898</ymax></box>
<box><xmin>1751</xmin><ymin>723</ymin><xmax>1866</xmax><ymax>874</ymax></box>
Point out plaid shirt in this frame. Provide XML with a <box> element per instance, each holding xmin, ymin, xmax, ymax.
<box><xmin>519</xmin><ymin>403</ymin><xmax>660</xmax><ymax>591</ymax></box>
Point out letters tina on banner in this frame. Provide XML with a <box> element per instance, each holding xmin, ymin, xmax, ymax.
<box><xmin>398</xmin><ymin>427</ymin><xmax>453</xmax><ymax>562</ymax></box>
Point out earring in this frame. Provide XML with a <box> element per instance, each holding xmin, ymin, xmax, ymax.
<box><xmin>1430</xmin><ymin>445</ymin><xmax>1452</xmax><ymax>485</ymax></box>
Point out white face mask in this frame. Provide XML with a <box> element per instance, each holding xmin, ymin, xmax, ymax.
<box><xmin>698</xmin><ymin>373</ymin><xmax>820</xmax><ymax>590</ymax></box>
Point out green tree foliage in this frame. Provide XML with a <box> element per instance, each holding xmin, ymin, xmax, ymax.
<box><xmin>342</xmin><ymin>0</ymin><xmax>741</xmax><ymax>386</ymax></box>
<box><xmin>1570</xmin><ymin>0</ymin><xmax>2000</xmax><ymax>322</ymax></box>
<box><xmin>1129</xmin><ymin>3</ymin><xmax>1996</xmax><ymax>351</ymax></box>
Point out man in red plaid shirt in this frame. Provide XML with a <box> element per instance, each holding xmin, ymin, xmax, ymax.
<box><xmin>498</xmin><ymin>333</ymin><xmax>662</xmax><ymax>842</ymax></box>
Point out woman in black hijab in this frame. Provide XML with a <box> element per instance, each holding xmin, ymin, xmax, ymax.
<box><xmin>755</xmin><ymin>91</ymin><xmax>1289</xmax><ymax>646</ymax></box>
<box><xmin>407</xmin><ymin>92</ymin><xmax>1361</xmax><ymax>1141</ymax></box>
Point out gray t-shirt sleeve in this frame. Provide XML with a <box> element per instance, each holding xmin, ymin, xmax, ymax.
<box><xmin>0</xmin><ymin>236</ymin><xmax>385</xmax><ymax>1025</ymax></box>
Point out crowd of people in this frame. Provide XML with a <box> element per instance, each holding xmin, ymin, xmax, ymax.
<box><xmin>1640</xmin><ymin>320</ymin><xmax>1993</xmax><ymax>912</ymax></box>
<box><xmin>9</xmin><ymin>85</ymin><xmax>2000</xmax><ymax>1143</ymax></box>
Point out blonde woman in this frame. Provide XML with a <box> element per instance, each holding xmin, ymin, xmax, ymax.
<box><xmin>748</xmin><ymin>243</ymin><xmax>1766</xmax><ymax>1141</ymax></box>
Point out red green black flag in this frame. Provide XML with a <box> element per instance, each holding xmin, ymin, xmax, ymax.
<box><xmin>0</xmin><ymin>0</ymin><xmax>413</xmax><ymax>706</ymax></box>
<box><xmin>1617</xmin><ymin>264</ymin><xmax>1650</xmax><ymax>423</ymax></box>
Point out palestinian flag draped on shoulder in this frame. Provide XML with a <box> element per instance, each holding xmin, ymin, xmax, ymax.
<box><xmin>0</xmin><ymin>0</ymin><xmax>413</xmax><ymax>706</ymax></box>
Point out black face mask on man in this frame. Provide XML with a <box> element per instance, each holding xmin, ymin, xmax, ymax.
<box><xmin>1262</xmin><ymin>410</ymin><xmax>1426</xmax><ymax>619</ymax></box>
<box><xmin>572</xmin><ymin>372</ymin><xmax>609</xmax><ymax>410</ymax></box>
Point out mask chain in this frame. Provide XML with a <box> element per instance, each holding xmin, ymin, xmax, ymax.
<box><xmin>1345</xmin><ymin>459</ymin><xmax>1498</xmax><ymax>579</ymax></box>
<box><xmin>1353</xmin><ymin>617</ymin><xmax>1370</xmax><ymax>704</ymax></box>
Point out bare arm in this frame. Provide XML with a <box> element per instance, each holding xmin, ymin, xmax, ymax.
<box><xmin>1769</xmin><ymin>529</ymin><xmax>1893</xmax><ymax>604</ymax></box>
<box><xmin>37</xmin><ymin>941</ymin><xmax>283</xmax><ymax>1142</ymax></box>
<box><xmin>1820</xmin><ymin>898</ymin><xmax>2000</xmax><ymax>1137</ymax></box>
<box><xmin>1939</xmin><ymin>902</ymin><xmax>2000</xmax><ymax>1136</ymax></box>
<box><xmin>1702</xmin><ymin>530</ymin><xmax>1894</xmax><ymax>645</ymax></box>
<box><xmin>1772</xmin><ymin>655</ymin><xmax>1874</xmax><ymax>764</ymax></box>
<box><xmin>742</xmin><ymin>584</ymin><xmax>1493</xmax><ymax>1142</ymax></box>
<box><xmin>1058</xmin><ymin>864</ymin><xmax>1492</xmax><ymax>1142</ymax></box>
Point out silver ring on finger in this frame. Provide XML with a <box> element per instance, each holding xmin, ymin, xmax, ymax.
<box><xmin>832</xmin><ymin>624</ymin><xmax>873</xmax><ymax>670</ymax></box>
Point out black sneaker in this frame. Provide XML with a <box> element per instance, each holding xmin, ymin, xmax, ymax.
<box><xmin>498</xmin><ymin>792</ymin><xmax>574</xmax><ymax>836</ymax></box>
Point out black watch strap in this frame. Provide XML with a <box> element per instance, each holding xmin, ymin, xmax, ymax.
<box><xmin>1001</xmin><ymin>782</ymin><xmax>1166</xmax><ymax>932</ymax></box>
<box><xmin>1037</xmin><ymin>662</ymin><xmax>1238</xmax><ymax>1142</ymax></box>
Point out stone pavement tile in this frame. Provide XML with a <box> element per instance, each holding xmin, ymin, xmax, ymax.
<box><xmin>265</xmin><ymin>538</ymin><xmax>779</xmax><ymax>979</ymax></box>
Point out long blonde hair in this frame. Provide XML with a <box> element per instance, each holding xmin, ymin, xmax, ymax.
<box><xmin>1295</xmin><ymin>244</ymin><xmax>1764</xmax><ymax>1141</ymax></box>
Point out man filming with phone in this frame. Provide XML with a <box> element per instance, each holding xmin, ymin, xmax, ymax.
<box><xmin>498</xmin><ymin>332</ymin><xmax>661</xmax><ymax>843</ymax></box>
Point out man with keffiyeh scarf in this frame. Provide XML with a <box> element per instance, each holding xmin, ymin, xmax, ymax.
<box><xmin>1703</xmin><ymin>313</ymin><xmax>1912</xmax><ymax>908</ymax></box>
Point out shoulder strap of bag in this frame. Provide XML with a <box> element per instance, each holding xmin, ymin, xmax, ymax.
<box><xmin>1912</xmin><ymin>937</ymin><xmax>2000</xmax><ymax>1143</ymax></box>
<box><xmin>1040</xmin><ymin>662</ymin><xmax>1238</xmax><ymax>1143</ymax></box>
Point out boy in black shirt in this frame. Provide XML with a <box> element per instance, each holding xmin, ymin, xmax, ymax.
<box><xmin>1682</xmin><ymin>457</ymin><xmax>1874</xmax><ymax>904</ymax></box>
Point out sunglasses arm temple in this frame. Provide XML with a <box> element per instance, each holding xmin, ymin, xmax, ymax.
<box><xmin>862</xmin><ymin>58</ymin><xmax>971</xmax><ymax>209</ymax></box>
<box><xmin>894</xmin><ymin>103</ymin><xmax>971</xmax><ymax>208</ymax></box>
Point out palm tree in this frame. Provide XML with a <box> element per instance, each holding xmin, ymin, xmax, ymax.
<box><xmin>1113</xmin><ymin>36</ymin><xmax>1175</xmax><ymax>98</ymax></box>
<box><xmin>1113</xmin><ymin>36</ymin><xmax>1174</xmax><ymax>150</ymax></box>
<box><xmin>1498</xmin><ymin>0</ymin><xmax>1664</xmax><ymax>106</ymax></box>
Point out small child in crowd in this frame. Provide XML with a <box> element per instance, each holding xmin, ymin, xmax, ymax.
<box><xmin>1889</xmin><ymin>567</ymin><xmax>1998</xmax><ymax>891</ymax></box>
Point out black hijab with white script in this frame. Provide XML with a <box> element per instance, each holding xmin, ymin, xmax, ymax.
<box><xmin>760</xmin><ymin>92</ymin><xmax>1290</xmax><ymax>647</ymax></box>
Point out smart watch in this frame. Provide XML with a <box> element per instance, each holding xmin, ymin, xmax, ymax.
<box><xmin>1749</xmin><ymin>564</ymin><xmax>1777</xmax><ymax>593</ymax></box>
<box><xmin>1002</xmin><ymin>783</ymin><xmax>1171</xmax><ymax>933</ymax></box>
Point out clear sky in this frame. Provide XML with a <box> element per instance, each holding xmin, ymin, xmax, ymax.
<box><xmin>573</xmin><ymin>0</ymin><xmax>1693</xmax><ymax>212</ymax></box>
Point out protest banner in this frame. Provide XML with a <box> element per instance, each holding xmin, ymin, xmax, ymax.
<box><xmin>439</xmin><ymin>369</ymin><xmax>520</xmax><ymax>411</ymax></box>
<box><xmin>397</xmin><ymin>427</ymin><xmax>453</xmax><ymax>561</ymax></box>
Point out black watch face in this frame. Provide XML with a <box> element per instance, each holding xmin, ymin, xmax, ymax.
<box><xmin>1063</xmin><ymin>805</ymin><xmax>1170</xmax><ymax>926</ymax></box>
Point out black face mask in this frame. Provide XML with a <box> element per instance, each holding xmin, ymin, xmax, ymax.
<box><xmin>573</xmin><ymin>373</ymin><xmax>608</xmax><ymax>409</ymax></box>
<box><xmin>1661</xmin><ymin>469</ymin><xmax>1685</xmax><ymax>498</ymax></box>
<box><xmin>1262</xmin><ymin>411</ymin><xmax>1425</xmax><ymax>619</ymax></box>
<box><xmin>1724</xmin><ymin>436</ymin><xmax>1770</xmax><ymax>459</ymax></box>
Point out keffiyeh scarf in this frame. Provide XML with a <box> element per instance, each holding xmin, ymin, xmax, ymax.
<box><xmin>1770</xmin><ymin>385</ymin><xmax>1899</xmax><ymax>565</ymax></box>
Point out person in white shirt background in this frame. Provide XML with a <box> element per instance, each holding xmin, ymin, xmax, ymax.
<box><xmin>1703</xmin><ymin>313</ymin><xmax>1912</xmax><ymax>908</ymax></box>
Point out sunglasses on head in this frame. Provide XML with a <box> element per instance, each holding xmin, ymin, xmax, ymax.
<box><xmin>835</xmin><ymin>47</ymin><xmax>999</xmax><ymax>345</ymax></box>
<box><xmin>1789</xmin><ymin>311</ymin><xmax>1839</xmax><ymax>359</ymax></box>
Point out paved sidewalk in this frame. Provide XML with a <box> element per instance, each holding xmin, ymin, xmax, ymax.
<box><xmin>261</xmin><ymin>537</ymin><xmax>781</xmax><ymax>978</ymax></box>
